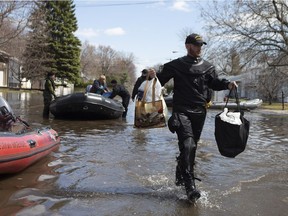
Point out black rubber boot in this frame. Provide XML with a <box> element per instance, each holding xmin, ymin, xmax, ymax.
<box><xmin>185</xmin><ymin>174</ymin><xmax>201</xmax><ymax>202</ymax></box>
<box><xmin>187</xmin><ymin>188</ymin><xmax>201</xmax><ymax>202</ymax></box>
<box><xmin>180</xmin><ymin>137</ymin><xmax>201</xmax><ymax>201</ymax></box>
<box><xmin>175</xmin><ymin>156</ymin><xmax>184</xmax><ymax>186</ymax></box>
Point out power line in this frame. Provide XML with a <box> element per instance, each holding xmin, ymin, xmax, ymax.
<box><xmin>75</xmin><ymin>0</ymin><xmax>206</xmax><ymax>7</ymax></box>
<box><xmin>75</xmin><ymin>1</ymin><xmax>163</xmax><ymax>7</ymax></box>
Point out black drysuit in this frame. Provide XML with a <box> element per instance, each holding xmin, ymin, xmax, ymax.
<box><xmin>157</xmin><ymin>55</ymin><xmax>230</xmax><ymax>193</ymax></box>
<box><xmin>131</xmin><ymin>76</ymin><xmax>146</xmax><ymax>101</ymax></box>
<box><xmin>109</xmin><ymin>84</ymin><xmax>131</xmax><ymax>118</ymax></box>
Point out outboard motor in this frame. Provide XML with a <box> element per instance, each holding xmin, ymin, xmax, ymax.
<box><xmin>0</xmin><ymin>96</ymin><xmax>14</xmax><ymax>115</ymax></box>
<box><xmin>0</xmin><ymin>96</ymin><xmax>16</xmax><ymax>131</ymax></box>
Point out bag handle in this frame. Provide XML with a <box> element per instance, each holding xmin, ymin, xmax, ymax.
<box><xmin>141</xmin><ymin>74</ymin><xmax>150</xmax><ymax>103</ymax></box>
<box><xmin>152</xmin><ymin>78</ymin><xmax>157</xmax><ymax>106</ymax></box>
<box><xmin>225</xmin><ymin>87</ymin><xmax>240</xmax><ymax>111</ymax></box>
<box><xmin>141</xmin><ymin>76</ymin><xmax>157</xmax><ymax>105</ymax></box>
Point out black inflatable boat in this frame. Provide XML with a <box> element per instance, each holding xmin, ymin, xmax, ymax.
<box><xmin>49</xmin><ymin>92</ymin><xmax>124</xmax><ymax>119</ymax></box>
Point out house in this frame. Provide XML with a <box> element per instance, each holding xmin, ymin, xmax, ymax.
<box><xmin>214</xmin><ymin>70</ymin><xmax>259</xmax><ymax>102</ymax></box>
<box><xmin>0</xmin><ymin>50</ymin><xmax>22</xmax><ymax>88</ymax></box>
<box><xmin>0</xmin><ymin>50</ymin><xmax>37</xmax><ymax>89</ymax></box>
<box><xmin>0</xmin><ymin>50</ymin><xmax>74</xmax><ymax>95</ymax></box>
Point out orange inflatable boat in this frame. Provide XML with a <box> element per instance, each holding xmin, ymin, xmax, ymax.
<box><xmin>0</xmin><ymin>127</ymin><xmax>60</xmax><ymax>174</ymax></box>
<box><xmin>0</xmin><ymin>96</ymin><xmax>61</xmax><ymax>174</ymax></box>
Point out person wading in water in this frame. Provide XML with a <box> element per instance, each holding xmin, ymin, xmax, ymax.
<box><xmin>156</xmin><ymin>33</ymin><xmax>238</xmax><ymax>202</ymax></box>
<box><xmin>43</xmin><ymin>72</ymin><xmax>57</xmax><ymax>118</ymax></box>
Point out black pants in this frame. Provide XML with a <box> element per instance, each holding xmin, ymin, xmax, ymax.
<box><xmin>173</xmin><ymin>105</ymin><xmax>207</xmax><ymax>189</ymax></box>
<box><xmin>43</xmin><ymin>95</ymin><xmax>52</xmax><ymax>118</ymax></box>
<box><xmin>122</xmin><ymin>95</ymin><xmax>130</xmax><ymax>118</ymax></box>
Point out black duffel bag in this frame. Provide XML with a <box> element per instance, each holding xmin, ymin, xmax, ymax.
<box><xmin>214</xmin><ymin>89</ymin><xmax>250</xmax><ymax>158</ymax></box>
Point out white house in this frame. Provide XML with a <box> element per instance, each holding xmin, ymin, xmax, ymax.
<box><xmin>0</xmin><ymin>50</ymin><xmax>74</xmax><ymax>95</ymax></box>
<box><xmin>0</xmin><ymin>50</ymin><xmax>22</xmax><ymax>88</ymax></box>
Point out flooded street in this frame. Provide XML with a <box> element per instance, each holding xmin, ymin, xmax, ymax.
<box><xmin>0</xmin><ymin>91</ymin><xmax>287</xmax><ymax>216</ymax></box>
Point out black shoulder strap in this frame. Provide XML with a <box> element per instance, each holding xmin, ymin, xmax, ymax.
<box><xmin>225</xmin><ymin>88</ymin><xmax>240</xmax><ymax>111</ymax></box>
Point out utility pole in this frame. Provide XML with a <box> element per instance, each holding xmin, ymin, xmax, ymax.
<box><xmin>282</xmin><ymin>91</ymin><xmax>284</xmax><ymax>110</ymax></box>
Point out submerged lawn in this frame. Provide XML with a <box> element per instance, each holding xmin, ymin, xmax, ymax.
<box><xmin>261</xmin><ymin>102</ymin><xmax>288</xmax><ymax>110</ymax></box>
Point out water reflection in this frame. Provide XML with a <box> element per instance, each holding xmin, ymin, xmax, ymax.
<box><xmin>0</xmin><ymin>154</ymin><xmax>61</xmax><ymax>216</ymax></box>
<box><xmin>0</xmin><ymin>91</ymin><xmax>287</xmax><ymax>216</ymax></box>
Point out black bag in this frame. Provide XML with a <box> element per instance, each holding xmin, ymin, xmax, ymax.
<box><xmin>214</xmin><ymin>89</ymin><xmax>250</xmax><ymax>158</ymax></box>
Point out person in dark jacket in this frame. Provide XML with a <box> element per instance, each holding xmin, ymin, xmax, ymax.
<box><xmin>90</xmin><ymin>74</ymin><xmax>109</xmax><ymax>95</ymax></box>
<box><xmin>131</xmin><ymin>69</ymin><xmax>148</xmax><ymax>102</ymax></box>
<box><xmin>109</xmin><ymin>80</ymin><xmax>131</xmax><ymax>118</ymax></box>
<box><xmin>156</xmin><ymin>33</ymin><xmax>238</xmax><ymax>202</ymax></box>
<box><xmin>43</xmin><ymin>72</ymin><xmax>57</xmax><ymax>118</ymax></box>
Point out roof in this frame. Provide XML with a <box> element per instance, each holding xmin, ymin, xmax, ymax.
<box><xmin>0</xmin><ymin>50</ymin><xmax>11</xmax><ymax>62</ymax></box>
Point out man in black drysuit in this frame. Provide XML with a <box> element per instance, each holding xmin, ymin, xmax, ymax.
<box><xmin>156</xmin><ymin>33</ymin><xmax>238</xmax><ymax>202</ymax></box>
<box><xmin>109</xmin><ymin>80</ymin><xmax>131</xmax><ymax>118</ymax></box>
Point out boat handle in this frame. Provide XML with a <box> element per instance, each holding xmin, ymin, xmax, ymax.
<box><xmin>27</xmin><ymin>140</ymin><xmax>36</xmax><ymax>148</ymax></box>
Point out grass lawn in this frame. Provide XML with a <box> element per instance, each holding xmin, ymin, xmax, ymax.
<box><xmin>260</xmin><ymin>102</ymin><xmax>288</xmax><ymax>110</ymax></box>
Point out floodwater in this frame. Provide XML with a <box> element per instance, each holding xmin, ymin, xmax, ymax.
<box><xmin>0</xmin><ymin>91</ymin><xmax>287</xmax><ymax>216</ymax></box>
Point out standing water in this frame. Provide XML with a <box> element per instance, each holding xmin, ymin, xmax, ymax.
<box><xmin>0</xmin><ymin>91</ymin><xmax>287</xmax><ymax>216</ymax></box>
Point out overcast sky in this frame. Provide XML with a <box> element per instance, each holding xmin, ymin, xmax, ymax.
<box><xmin>74</xmin><ymin>0</ymin><xmax>211</xmax><ymax>75</ymax></box>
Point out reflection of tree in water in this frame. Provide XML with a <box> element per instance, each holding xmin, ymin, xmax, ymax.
<box><xmin>259</xmin><ymin>114</ymin><xmax>288</xmax><ymax>137</ymax></box>
<box><xmin>245</xmin><ymin>112</ymin><xmax>288</xmax><ymax>170</ymax></box>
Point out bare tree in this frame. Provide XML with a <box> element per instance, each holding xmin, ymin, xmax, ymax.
<box><xmin>80</xmin><ymin>41</ymin><xmax>98</xmax><ymax>80</ymax></box>
<box><xmin>257</xmin><ymin>65</ymin><xmax>286</xmax><ymax>104</ymax></box>
<box><xmin>22</xmin><ymin>1</ymin><xmax>52</xmax><ymax>82</ymax></box>
<box><xmin>202</xmin><ymin>0</ymin><xmax>288</xmax><ymax>67</ymax></box>
<box><xmin>80</xmin><ymin>42</ymin><xmax>136</xmax><ymax>87</ymax></box>
<box><xmin>0</xmin><ymin>1</ymin><xmax>31</xmax><ymax>47</ymax></box>
<box><xmin>95</xmin><ymin>45</ymin><xmax>118</xmax><ymax>77</ymax></box>
<box><xmin>112</xmin><ymin>52</ymin><xmax>136</xmax><ymax>86</ymax></box>
<box><xmin>201</xmin><ymin>0</ymin><xmax>288</xmax><ymax>102</ymax></box>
